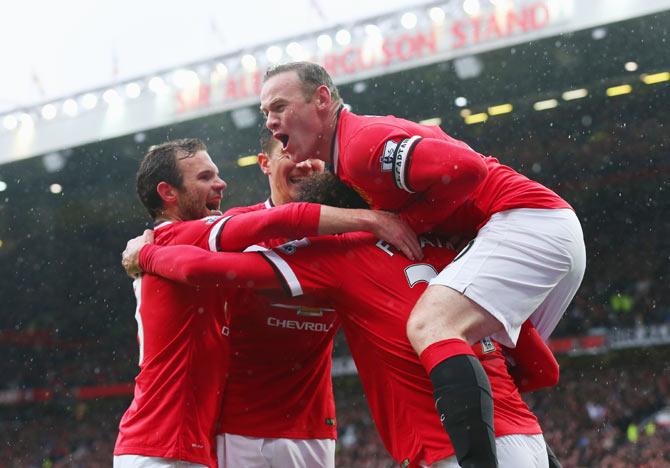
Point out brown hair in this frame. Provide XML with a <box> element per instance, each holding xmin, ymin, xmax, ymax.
<box><xmin>136</xmin><ymin>138</ymin><xmax>207</xmax><ymax>219</ymax></box>
<box><xmin>264</xmin><ymin>61</ymin><xmax>342</xmax><ymax>103</ymax></box>
<box><xmin>297</xmin><ymin>172</ymin><xmax>368</xmax><ymax>209</ymax></box>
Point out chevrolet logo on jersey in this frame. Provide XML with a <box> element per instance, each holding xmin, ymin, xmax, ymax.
<box><xmin>270</xmin><ymin>303</ymin><xmax>336</xmax><ymax>317</ymax></box>
<box><xmin>267</xmin><ymin>317</ymin><xmax>334</xmax><ymax>332</ymax></box>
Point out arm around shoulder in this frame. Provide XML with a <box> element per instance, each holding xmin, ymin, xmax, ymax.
<box><xmin>139</xmin><ymin>243</ymin><xmax>280</xmax><ymax>289</ymax></box>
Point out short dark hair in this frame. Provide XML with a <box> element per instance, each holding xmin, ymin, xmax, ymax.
<box><xmin>296</xmin><ymin>172</ymin><xmax>369</xmax><ymax>209</ymax></box>
<box><xmin>264</xmin><ymin>61</ymin><xmax>341</xmax><ymax>103</ymax></box>
<box><xmin>136</xmin><ymin>138</ymin><xmax>207</xmax><ymax>219</ymax></box>
<box><xmin>259</xmin><ymin>127</ymin><xmax>281</xmax><ymax>156</ymax></box>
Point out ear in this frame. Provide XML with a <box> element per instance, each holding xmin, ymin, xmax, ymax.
<box><xmin>315</xmin><ymin>85</ymin><xmax>332</xmax><ymax>110</ymax></box>
<box><xmin>156</xmin><ymin>181</ymin><xmax>178</xmax><ymax>204</ymax></box>
<box><xmin>257</xmin><ymin>152</ymin><xmax>271</xmax><ymax>176</ymax></box>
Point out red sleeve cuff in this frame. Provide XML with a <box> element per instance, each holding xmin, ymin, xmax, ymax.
<box><xmin>138</xmin><ymin>244</ymin><xmax>159</xmax><ymax>272</ymax></box>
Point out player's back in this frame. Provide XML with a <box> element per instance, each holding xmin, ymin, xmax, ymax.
<box><xmin>266</xmin><ymin>233</ymin><xmax>542</xmax><ymax>465</ymax></box>
<box><xmin>334</xmin><ymin>235</ymin><xmax>541</xmax><ymax>465</ymax></box>
<box><xmin>115</xmin><ymin>218</ymin><xmax>229</xmax><ymax>466</ymax></box>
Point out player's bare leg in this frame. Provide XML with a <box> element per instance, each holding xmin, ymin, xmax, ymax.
<box><xmin>407</xmin><ymin>285</ymin><xmax>503</xmax><ymax>468</ymax></box>
<box><xmin>408</xmin><ymin>285</ymin><xmax>502</xmax><ymax>353</ymax></box>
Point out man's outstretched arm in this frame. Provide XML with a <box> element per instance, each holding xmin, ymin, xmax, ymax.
<box><xmin>213</xmin><ymin>202</ymin><xmax>422</xmax><ymax>260</ymax></box>
<box><xmin>139</xmin><ymin>242</ymin><xmax>281</xmax><ymax>290</ymax></box>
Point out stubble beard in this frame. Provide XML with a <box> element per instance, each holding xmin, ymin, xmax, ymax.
<box><xmin>178</xmin><ymin>197</ymin><xmax>208</xmax><ymax>221</ymax></box>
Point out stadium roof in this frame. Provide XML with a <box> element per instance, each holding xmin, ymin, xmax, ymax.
<box><xmin>0</xmin><ymin>0</ymin><xmax>432</xmax><ymax>114</ymax></box>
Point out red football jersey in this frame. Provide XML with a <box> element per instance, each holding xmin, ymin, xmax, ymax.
<box><xmin>114</xmin><ymin>218</ymin><xmax>231</xmax><ymax>466</ymax></box>
<box><xmin>333</xmin><ymin>108</ymin><xmax>571</xmax><ymax>236</ymax></box>
<box><xmin>219</xmin><ymin>289</ymin><xmax>339</xmax><ymax>439</ymax></box>
<box><xmin>218</xmin><ymin>200</ymin><xmax>339</xmax><ymax>439</ymax></box>
<box><xmin>139</xmin><ymin>234</ymin><xmax>543</xmax><ymax>466</ymax></box>
<box><xmin>261</xmin><ymin>234</ymin><xmax>543</xmax><ymax>466</ymax></box>
<box><xmin>115</xmin><ymin>202</ymin><xmax>322</xmax><ymax>466</ymax></box>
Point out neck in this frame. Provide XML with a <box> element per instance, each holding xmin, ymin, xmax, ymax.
<box><xmin>269</xmin><ymin>192</ymin><xmax>285</xmax><ymax>207</ymax></box>
<box><xmin>317</xmin><ymin>104</ymin><xmax>341</xmax><ymax>164</ymax></box>
<box><xmin>155</xmin><ymin>207</ymin><xmax>182</xmax><ymax>223</ymax></box>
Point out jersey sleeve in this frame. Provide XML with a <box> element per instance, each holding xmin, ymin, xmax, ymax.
<box><xmin>255</xmin><ymin>237</ymin><xmax>344</xmax><ymax>298</ymax></box>
<box><xmin>504</xmin><ymin>321</ymin><xmax>560</xmax><ymax>393</ymax></box>
<box><xmin>207</xmin><ymin>202</ymin><xmax>321</xmax><ymax>252</ymax></box>
<box><xmin>139</xmin><ymin>244</ymin><xmax>282</xmax><ymax>290</ymax></box>
<box><xmin>346</xmin><ymin>126</ymin><xmax>488</xmax><ymax>233</ymax></box>
<box><xmin>398</xmin><ymin>137</ymin><xmax>488</xmax><ymax>232</ymax></box>
<box><xmin>139</xmin><ymin>237</ymin><xmax>343</xmax><ymax>299</ymax></box>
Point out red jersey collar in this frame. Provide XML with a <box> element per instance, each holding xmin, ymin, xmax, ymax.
<box><xmin>153</xmin><ymin>220</ymin><xmax>173</xmax><ymax>230</ymax></box>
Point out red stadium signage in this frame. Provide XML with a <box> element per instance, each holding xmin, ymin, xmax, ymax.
<box><xmin>451</xmin><ymin>2</ymin><xmax>550</xmax><ymax>48</ymax></box>
<box><xmin>0</xmin><ymin>388</ymin><xmax>53</xmax><ymax>405</ymax></box>
<box><xmin>323</xmin><ymin>2</ymin><xmax>550</xmax><ymax>76</ymax></box>
<box><xmin>321</xmin><ymin>32</ymin><xmax>439</xmax><ymax>76</ymax></box>
<box><xmin>176</xmin><ymin>1</ymin><xmax>559</xmax><ymax>114</ymax></box>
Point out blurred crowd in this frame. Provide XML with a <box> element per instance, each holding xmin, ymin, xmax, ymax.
<box><xmin>1</xmin><ymin>349</ymin><xmax>668</xmax><ymax>467</ymax></box>
<box><xmin>527</xmin><ymin>353</ymin><xmax>670</xmax><ymax>468</ymax></box>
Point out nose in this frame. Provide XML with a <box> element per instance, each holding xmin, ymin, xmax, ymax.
<box><xmin>266</xmin><ymin>112</ymin><xmax>279</xmax><ymax>131</ymax></box>
<box><xmin>214</xmin><ymin>177</ymin><xmax>227</xmax><ymax>192</ymax></box>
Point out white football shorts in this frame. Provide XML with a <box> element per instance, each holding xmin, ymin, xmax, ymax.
<box><xmin>425</xmin><ymin>433</ymin><xmax>549</xmax><ymax>468</ymax></box>
<box><xmin>429</xmin><ymin>208</ymin><xmax>586</xmax><ymax>347</ymax></box>
<box><xmin>216</xmin><ymin>433</ymin><xmax>335</xmax><ymax>468</ymax></box>
<box><xmin>113</xmin><ymin>455</ymin><xmax>207</xmax><ymax>468</ymax></box>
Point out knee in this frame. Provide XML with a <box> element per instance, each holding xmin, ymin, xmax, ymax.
<box><xmin>407</xmin><ymin>289</ymin><xmax>488</xmax><ymax>349</ymax></box>
<box><xmin>406</xmin><ymin>309</ymin><xmax>426</xmax><ymax>347</ymax></box>
<box><xmin>406</xmin><ymin>301</ymin><xmax>438</xmax><ymax>349</ymax></box>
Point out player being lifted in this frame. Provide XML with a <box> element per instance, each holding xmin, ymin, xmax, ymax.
<box><xmin>258</xmin><ymin>62</ymin><xmax>586</xmax><ymax>467</ymax></box>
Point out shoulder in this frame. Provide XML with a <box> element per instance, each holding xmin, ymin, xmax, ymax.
<box><xmin>342</xmin><ymin>115</ymin><xmax>410</xmax><ymax>151</ymax></box>
<box><xmin>223</xmin><ymin>202</ymin><xmax>266</xmax><ymax>217</ymax></box>
<box><xmin>156</xmin><ymin>216</ymin><xmax>226</xmax><ymax>245</ymax></box>
<box><xmin>272</xmin><ymin>236</ymin><xmax>354</xmax><ymax>264</ymax></box>
<box><xmin>340</xmin><ymin>113</ymin><xmax>449</xmax><ymax>173</ymax></box>
<box><xmin>338</xmin><ymin>124</ymin><xmax>407</xmax><ymax>181</ymax></box>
